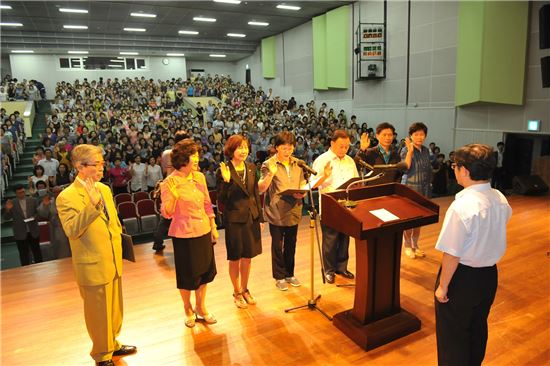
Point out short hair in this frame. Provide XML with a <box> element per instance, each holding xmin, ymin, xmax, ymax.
<box><xmin>408</xmin><ymin>122</ymin><xmax>428</xmax><ymax>136</ymax></box>
<box><xmin>71</xmin><ymin>144</ymin><xmax>103</xmax><ymax>168</ymax></box>
<box><xmin>224</xmin><ymin>134</ymin><xmax>250</xmax><ymax>158</ymax></box>
<box><xmin>36</xmin><ymin>180</ymin><xmax>47</xmax><ymax>189</ymax></box>
<box><xmin>274</xmin><ymin>131</ymin><xmax>296</xmax><ymax>147</ymax></box>
<box><xmin>174</xmin><ymin>130</ymin><xmax>190</xmax><ymax>143</ymax></box>
<box><xmin>33</xmin><ymin>165</ymin><xmax>44</xmax><ymax>176</ymax></box>
<box><xmin>14</xmin><ymin>184</ymin><xmax>25</xmax><ymax>191</ymax></box>
<box><xmin>376</xmin><ymin>122</ymin><xmax>395</xmax><ymax>135</ymax></box>
<box><xmin>453</xmin><ymin>144</ymin><xmax>496</xmax><ymax>181</ymax></box>
<box><xmin>330</xmin><ymin>129</ymin><xmax>350</xmax><ymax>142</ymax></box>
<box><xmin>171</xmin><ymin>139</ymin><xmax>199</xmax><ymax>170</ymax></box>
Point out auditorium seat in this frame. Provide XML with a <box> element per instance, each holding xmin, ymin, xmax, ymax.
<box><xmin>38</xmin><ymin>221</ymin><xmax>55</xmax><ymax>261</ymax></box>
<box><xmin>114</xmin><ymin>193</ymin><xmax>132</xmax><ymax>206</ymax></box>
<box><xmin>132</xmin><ymin>191</ymin><xmax>149</xmax><ymax>203</ymax></box>
<box><xmin>117</xmin><ymin>201</ymin><xmax>140</xmax><ymax>235</ymax></box>
<box><xmin>136</xmin><ymin>199</ymin><xmax>158</xmax><ymax>233</ymax></box>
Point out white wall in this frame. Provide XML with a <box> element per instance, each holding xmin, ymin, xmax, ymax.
<box><xmin>186</xmin><ymin>60</ymin><xmax>237</xmax><ymax>79</ymax></box>
<box><xmin>9</xmin><ymin>55</ymin><xmax>187</xmax><ymax>97</ymax></box>
<box><xmin>235</xmin><ymin>1</ymin><xmax>550</xmax><ymax>157</ymax></box>
<box><xmin>1</xmin><ymin>55</ymin><xmax>12</xmax><ymax>79</ymax></box>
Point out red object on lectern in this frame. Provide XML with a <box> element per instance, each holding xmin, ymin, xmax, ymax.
<box><xmin>321</xmin><ymin>183</ymin><xmax>439</xmax><ymax>351</ymax></box>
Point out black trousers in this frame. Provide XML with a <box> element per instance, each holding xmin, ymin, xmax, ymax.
<box><xmin>16</xmin><ymin>233</ymin><xmax>42</xmax><ymax>266</ymax></box>
<box><xmin>153</xmin><ymin>216</ymin><xmax>172</xmax><ymax>249</ymax></box>
<box><xmin>321</xmin><ymin>223</ymin><xmax>350</xmax><ymax>275</ymax></box>
<box><xmin>435</xmin><ymin>264</ymin><xmax>498</xmax><ymax>366</ymax></box>
<box><xmin>269</xmin><ymin>224</ymin><xmax>298</xmax><ymax>280</ymax></box>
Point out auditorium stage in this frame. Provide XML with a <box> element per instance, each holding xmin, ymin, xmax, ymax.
<box><xmin>2</xmin><ymin>195</ymin><xmax>549</xmax><ymax>366</ymax></box>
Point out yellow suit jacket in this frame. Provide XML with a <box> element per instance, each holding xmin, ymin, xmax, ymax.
<box><xmin>56</xmin><ymin>180</ymin><xmax>123</xmax><ymax>286</ymax></box>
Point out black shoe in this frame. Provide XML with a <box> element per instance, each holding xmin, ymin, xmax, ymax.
<box><xmin>325</xmin><ymin>273</ymin><xmax>335</xmax><ymax>284</ymax></box>
<box><xmin>152</xmin><ymin>244</ymin><xmax>165</xmax><ymax>253</ymax></box>
<box><xmin>112</xmin><ymin>345</ymin><xmax>137</xmax><ymax>357</ymax></box>
<box><xmin>97</xmin><ymin>360</ymin><xmax>114</xmax><ymax>366</ymax></box>
<box><xmin>336</xmin><ymin>270</ymin><xmax>355</xmax><ymax>279</ymax></box>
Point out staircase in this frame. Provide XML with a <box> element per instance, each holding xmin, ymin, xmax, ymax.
<box><xmin>1</xmin><ymin>101</ymin><xmax>49</xmax><ymax>269</ymax></box>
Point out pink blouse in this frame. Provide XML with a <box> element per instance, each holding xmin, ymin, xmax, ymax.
<box><xmin>160</xmin><ymin>170</ymin><xmax>214</xmax><ymax>239</ymax></box>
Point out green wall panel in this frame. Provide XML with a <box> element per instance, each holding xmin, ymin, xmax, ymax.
<box><xmin>455</xmin><ymin>1</ymin><xmax>529</xmax><ymax>106</ymax></box>
<box><xmin>261</xmin><ymin>36</ymin><xmax>276</xmax><ymax>79</ymax></box>
<box><xmin>312</xmin><ymin>15</ymin><xmax>328</xmax><ymax>90</ymax></box>
<box><xmin>326</xmin><ymin>5</ymin><xmax>350</xmax><ymax>89</ymax></box>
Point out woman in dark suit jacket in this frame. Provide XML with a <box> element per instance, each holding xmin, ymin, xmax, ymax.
<box><xmin>217</xmin><ymin>134</ymin><xmax>264</xmax><ymax>309</ymax></box>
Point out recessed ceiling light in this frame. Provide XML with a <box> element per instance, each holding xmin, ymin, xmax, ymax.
<box><xmin>120</xmin><ymin>51</ymin><xmax>138</xmax><ymax>55</ymax></box>
<box><xmin>248</xmin><ymin>21</ymin><xmax>269</xmax><ymax>26</ymax></box>
<box><xmin>0</xmin><ymin>5</ymin><xmax>13</xmax><ymax>10</ymax></box>
<box><xmin>11</xmin><ymin>50</ymin><xmax>34</xmax><ymax>53</ymax></box>
<box><xmin>213</xmin><ymin>0</ymin><xmax>241</xmax><ymax>4</ymax></box>
<box><xmin>166</xmin><ymin>53</ymin><xmax>185</xmax><ymax>57</ymax></box>
<box><xmin>130</xmin><ymin>12</ymin><xmax>157</xmax><ymax>18</ymax></box>
<box><xmin>193</xmin><ymin>16</ymin><xmax>216</xmax><ymax>22</ymax></box>
<box><xmin>210</xmin><ymin>54</ymin><xmax>226</xmax><ymax>58</ymax></box>
<box><xmin>59</xmin><ymin>8</ymin><xmax>88</xmax><ymax>14</ymax></box>
<box><xmin>227</xmin><ymin>33</ymin><xmax>246</xmax><ymax>38</ymax></box>
<box><xmin>63</xmin><ymin>25</ymin><xmax>88</xmax><ymax>30</ymax></box>
<box><xmin>68</xmin><ymin>50</ymin><xmax>89</xmax><ymax>54</ymax></box>
<box><xmin>1</xmin><ymin>22</ymin><xmax>23</xmax><ymax>27</ymax></box>
<box><xmin>124</xmin><ymin>27</ymin><xmax>146</xmax><ymax>32</ymax></box>
<box><xmin>276</xmin><ymin>4</ymin><xmax>301</xmax><ymax>11</ymax></box>
<box><xmin>178</xmin><ymin>30</ymin><xmax>199</xmax><ymax>35</ymax></box>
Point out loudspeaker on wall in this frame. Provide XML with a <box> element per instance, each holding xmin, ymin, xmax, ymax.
<box><xmin>540</xmin><ymin>4</ymin><xmax>550</xmax><ymax>49</ymax></box>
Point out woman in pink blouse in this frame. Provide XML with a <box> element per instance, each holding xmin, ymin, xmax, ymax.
<box><xmin>160</xmin><ymin>139</ymin><xmax>219</xmax><ymax>328</ymax></box>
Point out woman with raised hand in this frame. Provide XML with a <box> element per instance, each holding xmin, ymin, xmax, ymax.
<box><xmin>217</xmin><ymin>135</ymin><xmax>264</xmax><ymax>309</ymax></box>
<box><xmin>160</xmin><ymin>139</ymin><xmax>219</xmax><ymax>328</ymax></box>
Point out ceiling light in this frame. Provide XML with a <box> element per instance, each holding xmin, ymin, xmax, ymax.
<box><xmin>193</xmin><ymin>16</ymin><xmax>216</xmax><ymax>22</ymax></box>
<box><xmin>59</xmin><ymin>8</ymin><xmax>88</xmax><ymax>14</ymax></box>
<box><xmin>63</xmin><ymin>25</ymin><xmax>88</xmax><ymax>30</ymax></box>
<box><xmin>179</xmin><ymin>30</ymin><xmax>199</xmax><ymax>35</ymax></box>
<box><xmin>276</xmin><ymin>4</ymin><xmax>301</xmax><ymax>11</ymax></box>
<box><xmin>68</xmin><ymin>50</ymin><xmax>89</xmax><ymax>54</ymax></box>
<box><xmin>124</xmin><ymin>27</ymin><xmax>146</xmax><ymax>32</ymax></box>
<box><xmin>213</xmin><ymin>0</ymin><xmax>241</xmax><ymax>4</ymax></box>
<box><xmin>166</xmin><ymin>53</ymin><xmax>185</xmax><ymax>57</ymax></box>
<box><xmin>0</xmin><ymin>22</ymin><xmax>23</xmax><ymax>27</ymax></box>
<box><xmin>248</xmin><ymin>21</ymin><xmax>269</xmax><ymax>26</ymax></box>
<box><xmin>210</xmin><ymin>54</ymin><xmax>226</xmax><ymax>58</ymax></box>
<box><xmin>108</xmin><ymin>64</ymin><xmax>123</xmax><ymax>68</ymax></box>
<box><xmin>120</xmin><ymin>51</ymin><xmax>138</xmax><ymax>55</ymax></box>
<box><xmin>130</xmin><ymin>12</ymin><xmax>157</xmax><ymax>18</ymax></box>
<box><xmin>227</xmin><ymin>33</ymin><xmax>246</xmax><ymax>38</ymax></box>
<box><xmin>0</xmin><ymin>5</ymin><xmax>13</xmax><ymax>10</ymax></box>
<box><xmin>11</xmin><ymin>50</ymin><xmax>34</xmax><ymax>53</ymax></box>
<box><xmin>109</xmin><ymin>59</ymin><xmax>125</xmax><ymax>62</ymax></box>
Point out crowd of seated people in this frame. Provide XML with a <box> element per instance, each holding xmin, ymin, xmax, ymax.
<box><xmin>3</xmin><ymin>72</ymin><xmax>456</xmax><ymax>265</ymax></box>
<box><xmin>1</xmin><ymin>75</ymin><xmax>46</xmax><ymax>102</ymax></box>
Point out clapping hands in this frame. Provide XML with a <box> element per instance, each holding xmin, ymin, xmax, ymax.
<box><xmin>219</xmin><ymin>162</ymin><xmax>231</xmax><ymax>183</ymax></box>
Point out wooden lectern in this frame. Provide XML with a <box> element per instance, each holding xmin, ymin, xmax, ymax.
<box><xmin>321</xmin><ymin>183</ymin><xmax>439</xmax><ymax>351</ymax></box>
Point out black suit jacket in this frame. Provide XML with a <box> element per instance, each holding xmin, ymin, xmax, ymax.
<box><xmin>356</xmin><ymin>146</ymin><xmax>404</xmax><ymax>184</ymax></box>
<box><xmin>2</xmin><ymin>197</ymin><xmax>40</xmax><ymax>240</ymax></box>
<box><xmin>216</xmin><ymin>161</ymin><xmax>264</xmax><ymax>224</ymax></box>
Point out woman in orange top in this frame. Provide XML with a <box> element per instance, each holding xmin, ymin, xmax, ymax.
<box><xmin>160</xmin><ymin>139</ymin><xmax>219</xmax><ymax>328</ymax></box>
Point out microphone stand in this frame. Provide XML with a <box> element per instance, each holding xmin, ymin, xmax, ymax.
<box><xmin>285</xmin><ymin>169</ymin><xmax>332</xmax><ymax>321</ymax></box>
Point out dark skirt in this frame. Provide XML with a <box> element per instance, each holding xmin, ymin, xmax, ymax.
<box><xmin>224</xmin><ymin>213</ymin><xmax>262</xmax><ymax>261</ymax></box>
<box><xmin>172</xmin><ymin>232</ymin><xmax>217</xmax><ymax>290</ymax></box>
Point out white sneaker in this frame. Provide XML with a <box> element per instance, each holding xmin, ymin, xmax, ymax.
<box><xmin>285</xmin><ymin>276</ymin><xmax>301</xmax><ymax>287</ymax></box>
<box><xmin>405</xmin><ymin>248</ymin><xmax>416</xmax><ymax>259</ymax></box>
<box><xmin>276</xmin><ymin>279</ymin><xmax>288</xmax><ymax>291</ymax></box>
<box><xmin>414</xmin><ymin>249</ymin><xmax>425</xmax><ymax>258</ymax></box>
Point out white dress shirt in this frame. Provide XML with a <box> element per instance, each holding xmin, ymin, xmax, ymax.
<box><xmin>435</xmin><ymin>183</ymin><xmax>512</xmax><ymax>267</ymax></box>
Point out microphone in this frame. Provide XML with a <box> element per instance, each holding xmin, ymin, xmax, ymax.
<box><xmin>293</xmin><ymin>158</ymin><xmax>317</xmax><ymax>176</ymax></box>
<box><xmin>354</xmin><ymin>155</ymin><xmax>374</xmax><ymax>171</ymax></box>
<box><xmin>372</xmin><ymin>161</ymin><xmax>409</xmax><ymax>171</ymax></box>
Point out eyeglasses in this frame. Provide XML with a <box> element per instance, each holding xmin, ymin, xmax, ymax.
<box><xmin>82</xmin><ymin>161</ymin><xmax>104</xmax><ymax>167</ymax></box>
<box><xmin>451</xmin><ymin>162</ymin><xmax>461</xmax><ymax>169</ymax></box>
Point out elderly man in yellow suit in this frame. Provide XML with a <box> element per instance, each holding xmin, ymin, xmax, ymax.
<box><xmin>56</xmin><ymin>144</ymin><xmax>136</xmax><ymax>366</ymax></box>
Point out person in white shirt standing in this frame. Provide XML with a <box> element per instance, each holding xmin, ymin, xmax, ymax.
<box><xmin>129</xmin><ymin>156</ymin><xmax>146</xmax><ymax>193</ymax></box>
<box><xmin>434</xmin><ymin>143</ymin><xmax>512</xmax><ymax>366</ymax></box>
<box><xmin>312</xmin><ymin>130</ymin><xmax>359</xmax><ymax>284</ymax></box>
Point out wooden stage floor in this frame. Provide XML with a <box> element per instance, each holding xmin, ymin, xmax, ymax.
<box><xmin>2</xmin><ymin>195</ymin><xmax>549</xmax><ymax>366</ymax></box>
